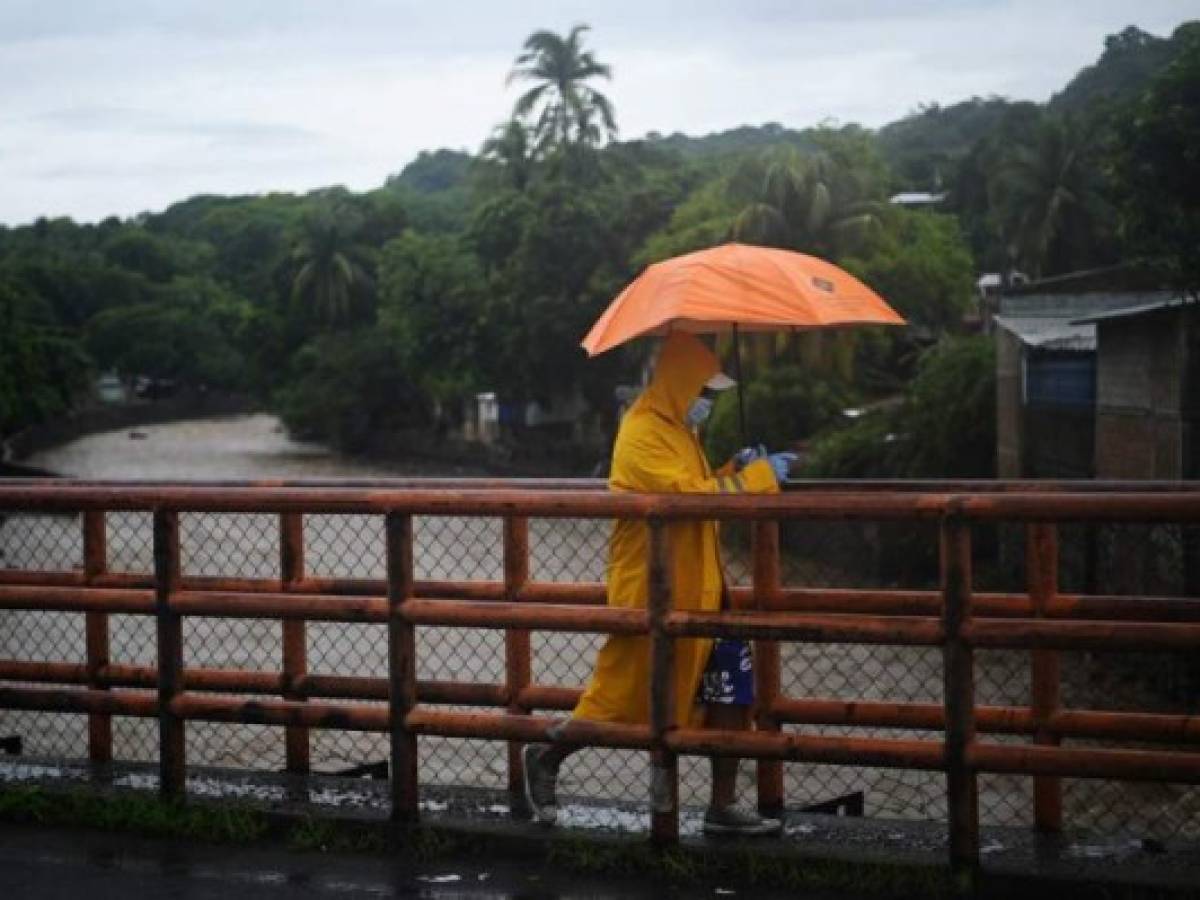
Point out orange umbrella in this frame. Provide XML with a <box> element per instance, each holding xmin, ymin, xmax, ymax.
<box><xmin>581</xmin><ymin>242</ymin><xmax>904</xmax><ymax>357</ymax></box>
<box><xmin>581</xmin><ymin>242</ymin><xmax>904</xmax><ymax>440</ymax></box>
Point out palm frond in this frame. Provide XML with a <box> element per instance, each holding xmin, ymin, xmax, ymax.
<box><xmin>587</xmin><ymin>90</ymin><xmax>617</xmax><ymax>136</ymax></box>
<box><xmin>565</xmin><ymin>23</ymin><xmax>591</xmax><ymax>52</ymax></box>
<box><xmin>512</xmin><ymin>83</ymin><xmax>550</xmax><ymax>119</ymax></box>
<box><xmin>732</xmin><ymin>203</ymin><xmax>790</xmax><ymax>248</ymax></box>
<box><xmin>805</xmin><ymin>181</ymin><xmax>832</xmax><ymax>235</ymax></box>
<box><xmin>291</xmin><ymin>261</ymin><xmax>315</xmax><ymax>303</ymax></box>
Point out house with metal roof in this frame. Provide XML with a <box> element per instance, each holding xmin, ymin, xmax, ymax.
<box><xmin>1073</xmin><ymin>296</ymin><xmax>1200</xmax><ymax>481</ymax></box>
<box><xmin>993</xmin><ymin>264</ymin><xmax>1196</xmax><ymax>480</ymax></box>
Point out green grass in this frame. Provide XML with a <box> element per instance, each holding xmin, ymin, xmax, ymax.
<box><xmin>287</xmin><ymin>815</ymin><xmax>387</xmax><ymax>854</ymax></box>
<box><xmin>0</xmin><ymin>786</ymin><xmax>465</xmax><ymax>861</ymax></box>
<box><xmin>0</xmin><ymin>785</ymin><xmax>267</xmax><ymax>843</ymax></box>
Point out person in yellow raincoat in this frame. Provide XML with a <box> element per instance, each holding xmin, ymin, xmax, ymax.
<box><xmin>522</xmin><ymin>332</ymin><xmax>795</xmax><ymax>836</ymax></box>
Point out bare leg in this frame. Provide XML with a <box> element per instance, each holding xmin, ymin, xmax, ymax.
<box><xmin>704</xmin><ymin>703</ymin><xmax>751</xmax><ymax>809</ymax></box>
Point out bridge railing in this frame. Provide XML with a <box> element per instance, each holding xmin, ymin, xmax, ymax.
<box><xmin>1</xmin><ymin>479</ymin><xmax>1199</xmax><ymax>873</ymax></box>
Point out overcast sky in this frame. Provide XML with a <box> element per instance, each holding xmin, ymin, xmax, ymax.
<box><xmin>0</xmin><ymin>1</ymin><xmax>1193</xmax><ymax>225</ymax></box>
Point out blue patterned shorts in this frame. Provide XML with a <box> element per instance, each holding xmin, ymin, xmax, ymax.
<box><xmin>698</xmin><ymin>639</ymin><xmax>755</xmax><ymax>706</ymax></box>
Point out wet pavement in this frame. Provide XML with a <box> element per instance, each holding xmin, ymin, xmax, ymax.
<box><xmin>3</xmin><ymin>757</ymin><xmax>1200</xmax><ymax>896</ymax></box>
<box><xmin>2</xmin><ymin>821</ymin><xmax>838</xmax><ymax>899</ymax></box>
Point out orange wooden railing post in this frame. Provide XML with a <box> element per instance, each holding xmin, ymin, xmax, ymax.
<box><xmin>280</xmin><ymin>512</ymin><xmax>310</xmax><ymax>773</ymax></box>
<box><xmin>941</xmin><ymin>513</ymin><xmax>978</xmax><ymax>878</ymax></box>
<box><xmin>503</xmin><ymin>516</ymin><xmax>532</xmax><ymax>813</ymax></box>
<box><xmin>1028</xmin><ymin>522</ymin><xmax>1063</xmax><ymax>831</ymax></box>
<box><xmin>387</xmin><ymin>511</ymin><xmax>419</xmax><ymax>821</ymax></box>
<box><xmin>648</xmin><ymin>519</ymin><xmax>679</xmax><ymax>844</ymax></box>
<box><xmin>753</xmin><ymin>519</ymin><xmax>784</xmax><ymax>817</ymax></box>
<box><xmin>153</xmin><ymin>508</ymin><xmax>184</xmax><ymax>797</ymax></box>
<box><xmin>83</xmin><ymin>510</ymin><xmax>112</xmax><ymax>764</ymax></box>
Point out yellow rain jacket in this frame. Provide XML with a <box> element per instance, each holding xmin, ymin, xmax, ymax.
<box><xmin>572</xmin><ymin>332</ymin><xmax>779</xmax><ymax>727</ymax></box>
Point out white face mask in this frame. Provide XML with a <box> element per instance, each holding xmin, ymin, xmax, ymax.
<box><xmin>684</xmin><ymin>396</ymin><xmax>714</xmax><ymax>428</ymax></box>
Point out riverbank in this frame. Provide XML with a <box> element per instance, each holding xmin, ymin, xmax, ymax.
<box><xmin>6</xmin><ymin>401</ymin><xmax>602</xmax><ymax>479</ymax></box>
<box><xmin>3</xmin><ymin>390</ymin><xmax>257</xmax><ymax>468</ymax></box>
<box><xmin>15</xmin><ymin>413</ymin><xmax>485</xmax><ymax>481</ymax></box>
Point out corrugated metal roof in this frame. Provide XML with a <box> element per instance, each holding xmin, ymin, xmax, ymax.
<box><xmin>1071</xmin><ymin>295</ymin><xmax>1195</xmax><ymax>325</ymax></box>
<box><xmin>997</xmin><ymin>291</ymin><xmax>1171</xmax><ymax>319</ymax></box>
<box><xmin>889</xmin><ymin>192</ymin><xmax>946</xmax><ymax>205</ymax></box>
<box><xmin>993</xmin><ymin>315</ymin><xmax>1096</xmax><ymax>351</ymax></box>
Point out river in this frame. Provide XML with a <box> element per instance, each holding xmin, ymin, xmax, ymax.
<box><xmin>3</xmin><ymin>414</ymin><xmax>1197</xmax><ymax>838</ymax></box>
<box><xmin>22</xmin><ymin>412</ymin><xmax>478</xmax><ymax>480</ymax></box>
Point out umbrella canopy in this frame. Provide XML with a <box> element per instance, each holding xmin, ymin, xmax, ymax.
<box><xmin>581</xmin><ymin>242</ymin><xmax>904</xmax><ymax>357</ymax></box>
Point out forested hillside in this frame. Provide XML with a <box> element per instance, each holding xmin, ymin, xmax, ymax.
<box><xmin>2</xmin><ymin>21</ymin><xmax>1196</xmax><ymax>476</ymax></box>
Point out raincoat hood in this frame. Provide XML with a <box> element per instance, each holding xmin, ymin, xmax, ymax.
<box><xmin>642</xmin><ymin>332</ymin><xmax>721</xmax><ymax>425</ymax></box>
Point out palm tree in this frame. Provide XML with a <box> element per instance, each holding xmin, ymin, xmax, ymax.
<box><xmin>507</xmin><ymin>24</ymin><xmax>616</xmax><ymax>150</ymax></box>
<box><xmin>480</xmin><ymin>120</ymin><xmax>535</xmax><ymax>191</ymax></box>
<box><xmin>290</xmin><ymin>209</ymin><xmax>372</xmax><ymax>326</ymax></box>
<box><xmin>729</xmin><ymin>148</ymin><xmax>880</xmax><ymax>380</ymax></box>
<box><xmin>730</xmin><ymin>147</ymin><xmax>878</xmax><ymax>258</ymax></box>
<box><xmin>992</xmin><ymin>117</ymin><xmax>1110</xmax><ymax>278</ymax></box>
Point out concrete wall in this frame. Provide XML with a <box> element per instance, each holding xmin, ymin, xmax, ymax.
<box><xmin>1094</xmin><ymin>311</ymin><xmax>1186</xmax><ymax>479</ymax></box>
<box><xmin>996</xmin><ymin>329</ymin><xmax>1024</xmax><ymax>478</ymax></box>
<box><xmin>1025</xmin><ymin>408</ymin><xmax>1094</xmax><ymax>477</ymax></box>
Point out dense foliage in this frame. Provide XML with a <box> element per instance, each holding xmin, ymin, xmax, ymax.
<box><xmin>804</xmin><ymin>336</ymin><xmax>997</xmax><ymax>479</ymax></box>
<box><xmin>1</xmin><ymin>21</ymin><xmax>1195</xmax><ymax>477</ymax></box>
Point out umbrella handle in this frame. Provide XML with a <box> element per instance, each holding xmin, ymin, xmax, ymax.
<box><xmin>732</xmin><ymin>323</ymin><xmax>748</xmax><ymax>446</ymax></box>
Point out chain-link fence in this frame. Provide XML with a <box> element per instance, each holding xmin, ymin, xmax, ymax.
<box><xmin>1</xmin><ymin>505</ymin><xmax>1198</xmax><ymax>840</ymax></box>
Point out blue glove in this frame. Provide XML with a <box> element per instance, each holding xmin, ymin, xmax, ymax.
<box><xmin>767</xmin><ymin>452</ymin><xmax>798</xmax><ymax>485</ymax></box>
<box><xmin>733</xmin><ymin>444</ymin><xmax>767</xmax><ymax>471</ymax></box>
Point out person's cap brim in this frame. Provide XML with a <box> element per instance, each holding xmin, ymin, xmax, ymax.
<box><xmin>705</xmin><ymin>372</ymin><xmax>737</xmax><ymax>391</ymax></box>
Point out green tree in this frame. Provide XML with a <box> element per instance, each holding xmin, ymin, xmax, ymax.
<box><xmin>879</xmin><ymin>96</ymin><xmax>1024</xmax><ymax>191</ymax></box>
<box><xmin>843</xmin><ymin>206</ymin><xmax>975</xmax><ymax>331</ymax></box>
<box><xmin>85</xmin><ymin>301</ymin><xmax>247</xmax><ymax>391</ymax></box>
<box><xmin>485</xmin><ymin>175</ymin><xmax>614</xmax><ymax>399</ymax></box>
<box><xmin>378</xmin><ymin>231</ymin><xmax>489</xmax><ymax>407</ymax></box>
<box><xmin>806</xmin><ymin>335</ymin><xmax>996</xmax><ymax>479</ymax></box>
<box><xmin>1113</xmin><ymin>23</ymin><xmax>1200</xmax><ymax>295</ymax></box>
<box><xmin>352</xmin><ymin>191</ymin><xmax>409</xmax><ymax>248</ymax></box>
<box><xmin>102</xmin><ymin>228</ymin><xmax>210</xmax><ymax>283</ymax></box>
<box><xmin>897</xmin><ymin>335</ymin><xmax>995</xmax><ymax>477</ymax></box>
<box><xmin>467</xmin><ymin>189</ymin><xmax>536</xmax><ymax>272</ymax></box>
<box><xmin>636</xmin><ymin>176</ymin><xmax>740</xmax><ymax>263</ymax></box>
<box><xmin>275</xmin><ymin>329</ymin><xmax>428</xmax><ymax>453</ymax></box>
<box><xmin>1051</xmin><ymin>25</ymin><xmax>1177</xmax><ymax>114</ymax></box>
<box><xmin>289</xmin><ymin>207</ymin><xmax>373</xmax><ymax>326</ymax></box>
<box><xmin>946</xmin><ymin>102</ymin><xmax>1043</xmax><ymax>271</ymax></box>
<box><xmin>730</xmin><ymin>145</ymin><xmax>880</xmax><ymax>258</ymax></box>
<box><xmin>0</xmin><ymin>280</ymin><xmax>90</xmax><ymax>435</ymax></box>
<box><xmin>507</xmin><ymin>24</ymin><xmax>616</xmax><ymax>150</ymax></box>
<box><xmin>480</xmin><ymin>120</ymin><xmax>536</xmax><ymax>191</ymax></box>
<box><xmin>991</xmin><ymin>116</ymin><xmax>1114</xmax><ymax>277</ymax></box>
<box><xmin>703</xmin><ymin>364</ymin><xmax>851</xmax><ymax>463</ymax></box>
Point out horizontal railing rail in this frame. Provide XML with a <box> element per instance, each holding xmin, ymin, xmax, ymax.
<box><xmin>1</xmin><ymin>479</ymin><xmax>1198</xmax><ymax>875</ymax></box>
<box><xmin>4</xmin><ymin>482</ymin><xmax>1200</xmax><ymax>519</ymax></box>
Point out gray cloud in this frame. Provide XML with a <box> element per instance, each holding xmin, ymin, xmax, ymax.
<box><xmin>32</xmin><ymin>106</ymin><xmax>323</xmax><ymax>144</ymax></box>
<box><xmin>1</xmin><ymin>1</ymin><xmax>1196</xmax><ymax>224</ymax></box>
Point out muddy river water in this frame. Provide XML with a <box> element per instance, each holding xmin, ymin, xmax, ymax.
<box><xmin>2</xmin><ymin>414</ymin><xmax>1196</xmax><ymax>838</ymax></box>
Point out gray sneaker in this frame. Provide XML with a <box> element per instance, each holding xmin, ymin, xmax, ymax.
<box><xmin>522</xmin><ymin>744</ymin><xmax>558</xmax><ymax>825</ymax></box>
<box><xmin>702</xmin><ymin>805</ymin><xmax>783</xmax><ymax>837</ymax></box>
